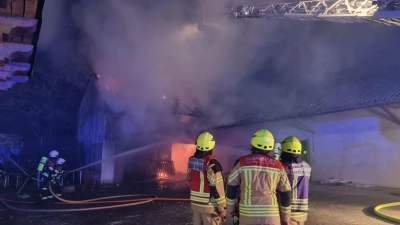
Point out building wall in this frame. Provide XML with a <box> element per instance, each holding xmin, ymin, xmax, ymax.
<box><xmin>210</xmin><ymin>106</ymin><xmax>400</xmax><ymax>188</ymax></box>
<box><xmin>101</xmin><ymin>140</ymin><xmax>115</xmax><ymax>184</ymax></box>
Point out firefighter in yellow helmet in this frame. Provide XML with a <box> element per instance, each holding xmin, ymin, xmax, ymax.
<box><xmin>226</xmin><ymin>129</ymin><xmax>292</xmax><ymax>225</ymax></box>
<box><xmin>187</xmin><ymin>132</ymin><xmax>226</xmax><ymax>225</ymax></box>
<box><xmin>279</xmin><ymin>136</ymin><xmax>311</xmax><ymax>225</ymax></box>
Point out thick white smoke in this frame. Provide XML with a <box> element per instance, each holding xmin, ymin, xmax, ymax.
<box><xmin>69</xmin><ymin>0</ymin><xmax>276</xmax><ymax>133</ymax></box>
<box><xmin>68</xmin><ymin>0</ymin><xmax>400</xmax><ymax>139</ymax></box>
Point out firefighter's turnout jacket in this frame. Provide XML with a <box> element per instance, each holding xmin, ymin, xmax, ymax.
<box><xmin>53</xmin><ymin>164</ymin><xmax>64</xmax><ymax>181</ymax></box>
<box><xmin>38</xmin><ymin>158</ymin><xmax>56</xmax><ymax>201</ymax></box>
<box><xmin>41</xmin><ymin>158</ymin><xmax>56</xmax><ymax>179</ymax></box>
<box><xmin>226</xmin><ymin>153</ymin><xmax>292</xmax><ymax>225</ymax></box>
<box><xmin>187</xmin><ymin>155</ymin><xmax>226</xmax><ymax>214</ymax></box>
<box><xmin>52</xmin><ymin>164</ymin><xmax>64</xmax><ymax>197</ymax></box>
<box><xmin>282</xmin><ymin>161</ymin><xmax>311</xmax><ymax>223</ymax></box>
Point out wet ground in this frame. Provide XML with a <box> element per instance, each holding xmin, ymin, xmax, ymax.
<box><xmin>0</xmin><ymin>177</ymin><xmax>399</xmax><ymax>225</ymax></box>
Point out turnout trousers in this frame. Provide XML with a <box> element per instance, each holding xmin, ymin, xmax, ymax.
<box><xmin>192</xmin><ymin>210</ymin><xmax>222</xmax><ymax>225</ymax></box>
<box><xmin>39</xmin><ymin>176</ymin><xmax>53</xmax><ymax>204</ymax></box>
<box><xmin>192</xmin><ymin>204</ymin><xmax>222</xmax><ymax>225</ymax></box>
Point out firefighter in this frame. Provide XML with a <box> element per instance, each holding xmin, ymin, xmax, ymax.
<box><xmin>274</xmin><ymin>143</ymin><xmax>282</xmax><ymax>160</ymax></box>
<box><xmin>52</xmin><ymin>158</ymin><xmax>66</xmax><ymax>200</ymax></box>
<box><xmin>226</xmin><ymin>129</ymin><xmax>292</xmax><ymax>225</ymax></box>
<box><xmin>280</xmin><ymin>136</ymin><xmax>311</xmax><ymax>225</ymax></box>
<box><xmin>37</xmin><ymin>150</ymin><xmax>59</xmax><ymax>205</ymax></box>
<box><xmin>187</xmin><ymin>132</ymin><xmax>226</xmax><ymax>225</ymax></box>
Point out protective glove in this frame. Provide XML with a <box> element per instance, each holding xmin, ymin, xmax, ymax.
<box><xmin>219</xmin><ymin>211</ymin><xmax>226</xmax><ymax>221</ymax></box>
<box><xmin>231</xmin><ymin>212</ymin><xmax>239</xmax><ymax>225</ymax></box>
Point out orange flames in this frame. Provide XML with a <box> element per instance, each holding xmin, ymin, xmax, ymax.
<box><xmin>157</xmin><ymin>172</ymin><xmax>167</xmax><ymax>178</ymax></box>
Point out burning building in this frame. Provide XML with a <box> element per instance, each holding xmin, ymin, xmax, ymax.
<box><xmin>73</xmin><ymin>0</ymin><xmax>400</xmax><ymax>189</ymax></box>
<box><xmin>77</xmin><ymin>75</ymin><xmax>201</xmax><ymax>184</ymax></box>
<box><xmin>77</xmin><ymin>56</ymin><xmax>400</xmax><ymax>188</ymax></box>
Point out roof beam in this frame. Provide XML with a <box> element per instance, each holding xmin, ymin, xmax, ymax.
<box><xmin>0</xmin><ymin>14</ymin><xmax>38</xmax><ymax>42</ymax></box>
<box><xmin>293</xmin><ymin>119</ymin><xmax>316</xmax><ymax>134</ymax></box>
<box><xmin>380</xmin><ymin>105</ymin><xmax>400</xmax><ymax>126</ymax></box>
<box><xmin>226</xmin><ymin>0</ymin><xmax>400</xmax><ymax>26</ymax></box>
<box><xmin>386</xmin><ymin>104</ymin><xmax>400</xmax><ymax>109</ymax></box>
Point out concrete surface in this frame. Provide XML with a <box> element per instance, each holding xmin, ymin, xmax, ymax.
<box><xmin>307</xmin><ymin>184</ymin><xmax>399</xmax><ymax>225</ymax></box>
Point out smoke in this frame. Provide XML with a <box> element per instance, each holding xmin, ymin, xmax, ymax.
<box><xmin>67</xmin><ymin>0</ymin><xmax>400</xmax><ymax>139</ymax></box>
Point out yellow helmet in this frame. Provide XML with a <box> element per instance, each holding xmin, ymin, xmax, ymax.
<box><xmin>281</xmin><ymin>136</ymin><xmax>302</xmax><ymax>155</ymax></box>
<box><xmin>196</xmin><ymin>132</ymin><xmax>215</xmax><ymax>151</ymax></box>
<box><xmin>251</xmin><ymin>129</ymin><xmax>274</xmax><ymax>151</ymax></box>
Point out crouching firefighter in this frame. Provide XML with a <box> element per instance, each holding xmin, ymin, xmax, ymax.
<box><xmin>51</xmin><ymin>158</ymin><xmax>66</xmax><ymax>201</ymax></box>
<box><xmin>187</xmin><ymin>132</ymin><xmax>226</xmax><ymax>225</ymax></box>
<box><xmin>37</xmin><ymin>150</ymin><xmax>59</xmax><ymax>205</ymax></box>
<box><xmin>279</xmin><ymin>136</ymin><xmax>311</xmax><ymax>225</ymax></box>
<box><xmin>226</xmin><ymin>129</ymin><xmax>292</xmax><ymax>225</ymax></box>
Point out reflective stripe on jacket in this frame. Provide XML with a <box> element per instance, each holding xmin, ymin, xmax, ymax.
<box><xmin>53</xmin><ymin>165</ymin><xmax>64</xmax><ymax>180</ymax></box>
<box><xmin>282</xmin><ymin>161</ymin><xmax>311</xmax><ymax>222</ymax></box>
<box><xmin>227</xmin><ymin>153</ymin><xmax>292</xmax><ymax>224</ymax></box>
<box><xmin>187</xmin><ymin>155</ymin><xmax>226</xmax><ymax>213</ymax></box>
<box><xmin>41</xmin><ymin>159</ymin><xmax>56</xmax><ymax>178</ymax></box>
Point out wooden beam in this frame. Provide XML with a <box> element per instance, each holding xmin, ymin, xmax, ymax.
<box><xmin>24</xmin><ymin>0</ymin><xmax>37</xmax><ymax>18</ymax></box>
<box><xmin>10</xmin><ymin>0</ymin><xmax>24</xmax><ymax>45</ymax></box>
<box><xmin>0</xmin><ymin>61</ymin><xmax>31</xmax><ymax>79</ymax></box>
<box><xmin>387</xmin><ymin>104</ymin><xmax>400</xmax><ymax>109</ymax></box>
<box><xmin>0</xmin><ymin>13</ymin><xmax>37</xmax><ymax>27</ymax></box>
<box><xmin>0</xmin><ymin>42</ymin><xmax>33</xmax><ymax>62</ymax></box>
<box><xmin>22</xmin><ymin>0</ymin><xmax>37</xmax><ymax>44</ymax></box>
<box><xmin>0</xmin><ymin>0</ymin><xmax>11</xmax><ymax>14</ymax></box>
<box><xmin>380</xmin><ymin>106</ymin><xmax>400</xmax><ymax>126</ymax></box>
<box><xmin>293</xmin><ymin>119</ymin><xmax>316</xmax><ymax>134</ymax></box>
<box><xmin>0</xmin><ymin>14</ymin><xmax>37</xmax><ymax>43</ymax></box>
<box><xmin>0</xmin><ymin>75</ymin><xmax>28</xmax><ymax>90</ymax></box>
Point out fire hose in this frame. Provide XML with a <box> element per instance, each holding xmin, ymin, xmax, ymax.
<box><xmin>65</xmin><ymin>142</ymin><xmax>168</xmax><ymax>174</ymax></box>
<box><xmin>0</xmin><ymin>141</ymin><xmax>193</xmax><ymax>213</ymax></box>
<box><xmin>3</xmin><ymin>142</ymin><xmax>167</xmax><ymax>196</ymax></box>
<box><xmin>0</xmin><ymin>184</ymin><xmax>156</xmax><ymax>212</ymax></box>
<box><xmin>373</xmin><ymin>202</ymin><xmax>400</xmax><ymax>223</ymax></box>
<box><xmin>0</xmin><ymin>184</ymin><xmax>191</xmax><ymax>212</ymax></box>
<box><xmin>3</xmin><ymin>148</ymin><xmax>400</xmax><ymax>223</ymax></box>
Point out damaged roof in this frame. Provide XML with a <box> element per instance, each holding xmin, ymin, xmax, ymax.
<box><xmin>0</xmin><ymin>0</ymin><xmax>43</xmax><ymax>91</ymax></box>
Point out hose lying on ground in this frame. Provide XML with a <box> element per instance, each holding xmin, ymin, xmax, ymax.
<box><xmin>0</xmin><ymin>197</ymin><xmax>154</xmax><ymax>212</ymax></box>
<box><xmin>0</xmin><ymin>184</ymin><xmax>190</xmax><ymax>212</ymax></box>
<box><xmin>0</xmin><ymin>184</ymin><xmax>156</xmax><ymax>212</ymax></box>
<box><xmin>373</xmin><ymin>202</ymin><xmax>400</xmax><ymax>223</ymax></box>
<box><xmin>48</xmin><ymin>184</ymin><xmax>158</xmax><ymax>205</ymax></box>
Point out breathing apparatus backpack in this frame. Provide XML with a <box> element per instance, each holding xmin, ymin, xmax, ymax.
<box><xmin>37</xmin><ymin>156</ymin><xmax>48</xmax><ymax>172</ymax></box>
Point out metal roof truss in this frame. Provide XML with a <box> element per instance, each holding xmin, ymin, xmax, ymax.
<box><xmin>226</xmin><ymin>0</ymin><xmax>400</xmax><ymax>26</ymax></box>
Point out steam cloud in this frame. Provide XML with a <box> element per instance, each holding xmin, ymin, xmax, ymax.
<box><xmin>66</xmin><ymin>0</ymin><xmax>400</xmax><ymax>140</ymax></box>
